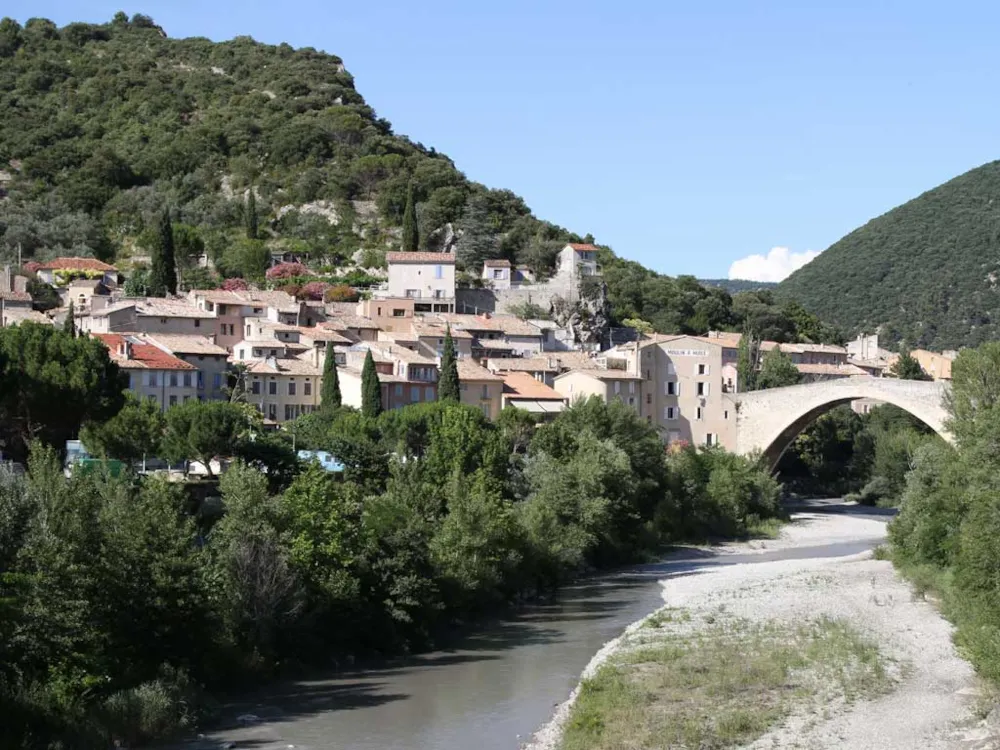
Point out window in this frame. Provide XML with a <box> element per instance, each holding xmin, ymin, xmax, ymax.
<box><xmin>666</xmin><ymin>362</ymin><xmax>676</xmax><ymax>375</ymax></box>
<box><xmin>288</xmin><ymin>381</ymin><xmax>296</xmax><ymax>396</ymax></box>
<box><xmin>628</xmin><ymin>381</ymin><xmax>635</xmax><ymax>394</ymax></box>
<box><xmin>411</xmin><ymin>388</ymin><xmax>420</xmax><ymax>403</ymax></box>
<box><xmin>252</xmin><ymin>380</ymin><xmax>261</xmax><ymax>395</ymax></box>
<box><xmin>194</xmin><ymin>319</ymin><xmax>201</xmax><ymax>328</ymax></box>
<box><xmin>304</xmin><ymin>381</ymin><xmax>312</xmax><ymax>396</ymax></box>
<box><xmin>213</xmin><ymin>374</ymin><xmax>222</xmax><ymax>389</ymax></box>
<box><xmin>393</xmin><ymin>309</ymin><xmax>406</xmax><ymax>317</ymax></box>
<box><xmin>646</xmin><ymin>393</ymin><xmax>652</xmax><ymax>405</ymax></box>
<box><xmin>697</xmin><ymin>382</ymin><xmax>705</xmax><ymax>396</ymax></box>
<box><xmin>645</xmin><ymin>369</ymin><xmax>651</xmax><ymax>380</ymax></box>
<box><xmin>705</xmin><ymin>433</ymin><xmax>715</xmax><ymax>446</ymax></box>
<box><xmin>169</xmin><ymin>395</ymin><xmax>177</xmax><ymax>407</ymax></box>
<box><xmin>724</xmin><ymin>410</ymin><xmax>729</xmax><ymax>420</ymax></box>
<box><xmin>268</xmin><ymin>403</ymin><xmax>277</xmax><ymax>421</ymax></box>
<box><xmin>493</xmin><ymin>269</ymin><xmax>503</xmax><ymax>280</ymax></box>
<box><xmin>614</xmin><ymin>381</ymin><xmax>621</xmax><ymax>394</ymax></box>
<box><xmin>168</xmin><ymin>372</ymin><xmax>177</xmax><ymax>387</ymax></box>
<box><xmin>268</xmin><ymin>381</ymin><xmax>277</xmax><ymax>395</ymax></box>
<box><xmin>433</xmin><ymin>290</ymin><xmax>446</xmax><ymax>299</ymax></box>
<box><xmin>183</xmin><ymin>372</ymin><xmax>192</xmax><ymax>387</ymax></box>
<box><xmin>664</xmin><ymin>406</ymin><xmax>677</xmax><ymax>420</ymax></box>
<box><xmin>147</xmin><ymin>372</ymin><xmax>158</xmax><ymax>387</ymax></box>
<box><xmin>238</xmin><ymin>349</ymin><xmax>245</xmax><ymax>360</ymax></box>
<box><xmin>481</xmin><ymin>384</ymin><xmax>489</xmax><ymax>400</ymax></box>
<box><xmin>666</xmin><ymin>381</ymin><xmax>677</xmax><ymax>396</ymax></box>
<box><xmin>160</xmin><ymin>318</ymin><xmax>167</xmax><ymax>324</ymax></box>
<box><xmin>481</xmin><ymin>403</ymin><xmax>491</xmax><ymax>418</ymax></box>
<box><xmin>269</xmin><ymin>349</ymin><xmax>277</xmax><ymax>357</ymax></box>
<box><xmin>698</xmin><ymin>363</ymin><xmax>709</xmax><ymax>375</ymax></box>
<box><xmin>435</xmin><ymin>265</ymin><xmax>444</xmax><ymax>279</ymax></box>
<box><xmin>696</xmin><ymin>407</ymin><xmax>703</xmax><ymax>421</ymax></box>
<box><xmin>460</xmin><ymin>383</ymin><xmax>468</xmax><ymax>391</ymax></box>
<box><xmin>426</xmin><ymin>386</ymin><xmax>435</xmax><ymax>401</ymax></box>
<box><xmin>217</xmin><ymin>304</ymin><xmax>226</xmax><ymax>314</ymax></box>
<box><xmin>405</xmin><ymin>289</ymin><xmax>421</xmax><ymax>299</ymax></box>
<box><xmin>285</xmin><ymin>404</ymin><xmax>294</xmax><ymax>421</ymax></box>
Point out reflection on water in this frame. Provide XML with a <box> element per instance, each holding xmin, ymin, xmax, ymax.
<box><xmin>198</xmin><ymin>532</ymin><xmax>886</xmax><ymax>750</ymax></box>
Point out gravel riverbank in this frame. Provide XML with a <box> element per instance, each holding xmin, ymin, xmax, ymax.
<box><xmin>525</xmin><ymin>511</ymin><xmax>991</xmax><ymax>750</ymax></box>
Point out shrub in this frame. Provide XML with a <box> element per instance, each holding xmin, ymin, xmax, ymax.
<box><xmin>219</xmin><ymin>277</ymin><xmax>249</xmax><ymax>291</ymax></box>
<box><xmin>299</xmin><ymin>281</ymin><xmax>330</xmax><ymax>300</ymax></box>
<box><xmin>265</xmin><ymin>262</ymin><xmax>308</xmax><ymax>280</ymax></box>
<box><xmin>325</xmin><ymin>284</ymin><xmax>359</xmax><ymax>303</ymax></box>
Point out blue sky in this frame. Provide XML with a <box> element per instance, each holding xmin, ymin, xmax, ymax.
<box><xmin>8</xmin><ymin>2</ymin><xmax>1000</xmax><ymax>280</ymax></box>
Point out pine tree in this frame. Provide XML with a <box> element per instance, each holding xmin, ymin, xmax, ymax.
<box><xmin>321</xmin><ymin>345</ymin><xmax>342</xmax><ymax>412</ymax></box>
<box><xmin>438</xmin><ymin>326</ymin><xmax>460</xmax><ymax>402</ymax></box>
<box><xmin>402</xmin><ymin>181</ymin><xmax>419</xmax><ymax>252</ymax></box>
<box><xmin>246</xmin><ymin>187</ymin><xmax>258</xmax><ymax>240</ymax></box>
<box><xmin>63</xmin><ymin>301</ymin><xmax>75</xmax><ymax>338</ymax></box>
<box><xmin>736</xmin><ymin>323</ymin><xmax>762</xmax><ymax>392</ymax></box>
<box><xmin>361</xmin><ymin>349</ymin><xmax>382</xmax><ymax>418</ymax></box>
<box><xmin>149</xmin><ymin>207</ymin><xmax>177</xmax><ymax>296</ymax></box>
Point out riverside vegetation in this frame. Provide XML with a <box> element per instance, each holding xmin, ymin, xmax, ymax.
<box><xmin>0</xmin><ymin>324</ymin><xmax>782</xmax><ymax>748</ymax></box>
<box><xmin>889</xmin><ymin>341</ymin><xmax>1000</xmax><ymax>685</ymax></box>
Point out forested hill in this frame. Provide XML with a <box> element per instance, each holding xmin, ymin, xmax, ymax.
<box><xmin>778</xmin><ymin>160</ymin><xmax>1000</xmax><ymax>350</ymax></box>
<box><xmin>0</xmin><ymin>13</ymin><xmax>838</xmax><ymax>342</ymax></box>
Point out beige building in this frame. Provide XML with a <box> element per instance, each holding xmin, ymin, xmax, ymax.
<box><xmin>457</xmin><ymin>359</ymin><xmax>504</xmax><ymax>419</ymax></box>
<box><xmin>245</xmin><ymin>355</ymin><xmax>322</xmax><ymax>423</ymax></box>
<box><xmin>553</xmin><ymin>368</ymin><xmax>645</xmax><ymax>417</ymax></box>
<box><xmin>482</xmin><ymin>259</ymin><xmax>513</xmax><ymax>289</ymax></box>
<box><xmin>36</xmin><ymin>257</ymin><xmax>118</xmax><ymax>288</ymax></box>
<box><xmin>487</xmin><ymin>356</ymin><xmax>562</xmax><ymax>386</ymax></box>
<box><xmin>357</xmin><ymin>296</ymin><xmax>415</xmax><ymax>332</ymax></box>
<box><xmin>383</xmin><ymin>252</ymin><xmax>456</xmax><ymax>313</ymax></box>
<box><xmin>187</xmin><ymin>289</ymin><xmax>306</xmax><ymax>351</ymax></box>
<box><xmin>80</xmin><ymin>298</ymin><xmax>217</xmax><ymax>337</ymax></box>
<box><xmin>93</xmin><ymin>333</ymin><xmax>200</xmax><ymax>410</ymax></box>
<box><xmin>911</xmin><ymin>349</ymin><xmax>956</xmax><ymax>381</ymax></box>
<box><xmin>501</xmin><ymin>372</ymin><xmax>567</xmax><ymax>417</ymax></box>
<box><xmin>143</xmin><ymin>333</ymin><xmax>230</xmax><ymax>402</ymax></box>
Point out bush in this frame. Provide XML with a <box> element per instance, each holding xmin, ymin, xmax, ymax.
<box><xmin>299</xmin><ymin>281</ymin><xmax>330</xmax><ymax>300</ymax></box>
<box><xmin>100</xmin><ymin>668</ymin><xmax>204</xmax><ymax>746</ymax></box>
<box><xmin>265</xmin><ymin>262</ymin><xmax>308</xmax><ymax>280</ymax></box>
<box><xmin>325</xmin><ymin>283</ymin><xmax>359</xmax><ymax>303</ymax></box>
<box><xmin>219</xmin><ymin>277</ymin><xmax>249</xmax><ymax>291</ymax></box>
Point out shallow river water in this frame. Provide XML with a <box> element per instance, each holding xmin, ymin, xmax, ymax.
<box><xmin>200</xmin><ymin>517</ymin><xmax>886</xmax><ymax>750</ymax></box>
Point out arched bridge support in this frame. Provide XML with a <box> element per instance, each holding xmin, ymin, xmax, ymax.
<box><xmin>732</xmin><ymin>377</ymin><xmax>952</xmax><ymax>470</ymax></box>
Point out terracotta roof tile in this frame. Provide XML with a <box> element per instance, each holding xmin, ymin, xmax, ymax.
<box><xmin>566</xmin><ymin>243</ymin><xmax>601</xmax><ymax>252</ymax></box>
<box><xmin>483</xmin><ymin>259</ymin><xmax>512</xmax><ymax>267</ymax></box>
<box><xmin>502</xmin><ymin>372</ymin><xmax>566</xmax><ymax>400</ymax></box>
<box><xmin>457</xmin><ymin>359</ymin><xmax>504</xmax><ymax>381</ymax></box>
<box><xmin>93</xmin><ymin>333</ymin><xmax>196</xmax><ymax>371</ymax></box>
<box><xmin>38</xmin><ymin>257</ymin><xmax>117</xmax><ymax>272</ymax></box>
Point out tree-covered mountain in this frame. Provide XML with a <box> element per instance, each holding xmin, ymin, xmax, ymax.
<box><xmin>779</xmin><ymin>160</ymin><xmax>1000</xmax><ymax>350</ymax></box>
<box><xmin>700</xmin><ymin>279</ymin><xmax>778</xmax><ymax>294</ymax></box>
<box><xmin>0</xmin><ymin>13</ymin><xmax>839</xmax><ymax>343</ymax></box>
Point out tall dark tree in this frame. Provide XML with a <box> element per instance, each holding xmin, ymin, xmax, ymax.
<box><xmin>736</xmin><ymin>323</ymin><xmax>762</xmax><ymax>392</ymax></box>
<box><xmin>890</xmin><ymin>350</ymin><xmax>933</xmax><ymax>381</ymax></box>
<box><xmin>401</xmin><ymin>182</ymin><xmax>419</xmax><ymax>252</ymax></box>
<box><xmin>321</xmin><ymin>346</ymin><xmax>342</xmax><ymax>412</ymax></box>
<box><xmin>149</xmin><ymin>208</ymin><xmax>177</xmax><ymax>296</ymax></box>
<box><xmin>361</xmin><ymin>350</ymin><xmax>382</xmax><ymax>418</ymax></box>
<box><xmin>63</xmin><ymin>301</ymin><xmax>75</xmax><ymax>338</ymax></box>
<box><xmin>438</xmin><ymin>326</ymin><xmax>460</xmax><ymax>402</ymax></box>
<box><xmin>246</xmin><ymin>187</ymin><xmax>259</xmax><ymax>241</ymax></box>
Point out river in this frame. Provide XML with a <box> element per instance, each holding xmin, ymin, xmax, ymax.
<box><xmin>195</xmin><ymin>507</ymin><xmax>888</xmax><ymax>750</ymax></box>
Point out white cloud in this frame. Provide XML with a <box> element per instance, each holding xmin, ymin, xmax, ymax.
<box><xmin>727</xmin><ymin>246</ymin><xmax>821</xmax><ymax>283</ymax></box>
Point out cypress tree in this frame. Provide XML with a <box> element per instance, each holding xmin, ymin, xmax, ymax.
<box><xmin>321</xmin><ymin>345</ymin><xmax>342</xmax><ymax>411</ymax></box>
<box><xmin>438</xmin><ymin>326</ymin><xmax>460</xmax><ymax>402</ymax></box>
<box><xmin>149</xmin><ymin>207</ymin><xmax>177</xmax><ymax>296</ymax></box>
<box><xmin>361</xmin><ymin>349</ymin><xmax>382</xmax><ymax>418</ymax></box>
<box><xmin>63</xmin><ymin>301</ymin><xmax>76</xmax><ymax>337</ymax></box>
<box><xmin>246</xmin><ymin>187</ymin><xmax>258</xmax><ymax>240</ymax></box>
<box><xmin>401</xmin><ymin>181</ymin><xmax>419</xmax><ymax>252</ymax></box>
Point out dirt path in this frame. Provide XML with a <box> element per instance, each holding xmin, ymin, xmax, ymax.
<box><xmin>527</xmin><ymin>511</ymin><xmax>994</xmax><ymax>750</ymax></box>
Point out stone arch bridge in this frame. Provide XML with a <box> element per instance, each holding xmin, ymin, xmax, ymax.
<box><xmin>731</xmin><ymin>378</ymin><xmax>951</xmax><ymax>469</ymax></box>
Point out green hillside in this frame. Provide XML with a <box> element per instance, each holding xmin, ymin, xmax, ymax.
<box><xmin>779</xmin><ymin>160</ymin><xmax>1000</xmax><ymax>350</ymax></box>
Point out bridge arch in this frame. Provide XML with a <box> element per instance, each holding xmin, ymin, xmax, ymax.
<box><xmin>732</xmin><ymin>378</ymin><xmax>952</xmax><ymax>470</ymax></box>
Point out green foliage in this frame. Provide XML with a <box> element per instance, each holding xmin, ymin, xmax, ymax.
<box><xmin>361</xmin><ymin>349</ymin><xmax>382</xmax><ymax>418</ymax></box>
<box><xmin>756</xmin><ymin>348</ymin><xmax>802</xmax><ymax>390</ymax></box>
<box><xmin>245</xmin><ymin>189</ymin><xmax>258</xmax><ymax>241</ymax></box>
<box><xmin>737</xmin><ymin>324</ymin><xmax>761</xmax><ymax>392</ymax></box>
<box><xmin>438</xmin><ymin>327</ymin><xmax>460</xmax><ymax>402</ymax></box>
<box><xmin>80</xmin><ymin>393</ymin><xmax>165</xmax><ymax>462</ymax></box>
<box><xmin>63</xmin><ymin>300</ymin><xmax>75</xmax><ymax>337</ymax></box>
<box><xmin>889</xmin><ymin>342</ymin><xmax>1000</xmax><ymax>683</ymax></box>
<box><xmin>778</xmin><ymin>160</ymin><xmax>1000</xmax><ymax>350</ymax></box>
<box><xmin>0</xmin><ymin>323</ymin><xmax>126</xmax><ymax>460</ymax></box>
<box><xmin>890</xmin><ymin>350</ymin><xmax>932</xmax><ymax>380</ymax></box>
<box><xmin>320</xmin><ymin>347</ymin><xmax>342</xmax><ymax>412</ymax></box>
<box><xmin>161</xmin><ymin>400</ymin><xmax>251</xmax><ymax>474</ymax></box>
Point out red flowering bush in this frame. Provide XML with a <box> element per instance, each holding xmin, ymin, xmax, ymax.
<box><xmin>265</xmin><ymin>262</ymin><xmax>308</xmax><ymax>280</ymax></box>
<box><xmin>219</xmin><ymin>277</ymin><xmax>249</xmax><ymax>291</ymax></box>
<box><xmin>325</xmin><ymin>284</ymin><xmax>360</xmax><ymax>303</ymax></box>
<box><xmin>21</xmin><ymin>261</ymin><xmax>42</xmax><ymax>274</ymax></box>
<box><xmin>299</xmin><ymin>281</ymin><xmax>331</xmax><ymax>301</ymax></box>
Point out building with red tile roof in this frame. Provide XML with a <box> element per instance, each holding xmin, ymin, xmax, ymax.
<box><xmin>92</xmin><ymin>333</ymin><xmax>200</xmax><ymax>411</ymax></box>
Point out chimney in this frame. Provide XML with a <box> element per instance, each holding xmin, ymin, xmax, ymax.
<box><xmin>265</xmin><ymin>354</ymin><xmax>278</xmax><ymax>370</ymax></box>
<box><xmin>117</xmin><ymin>339</ymin><xmax>132</xmax><ymax>359</ymax></box>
